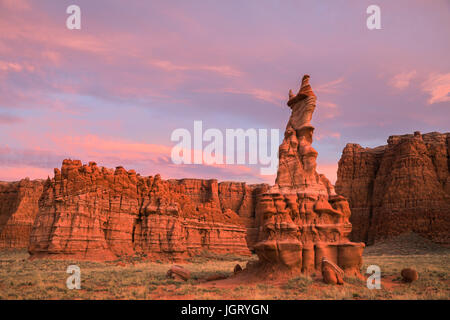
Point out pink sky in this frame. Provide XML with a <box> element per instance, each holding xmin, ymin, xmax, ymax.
<box><xmin>0</xmin><ymin>0</ymin><xmax>449</xmax><ymax>184</ymax></box>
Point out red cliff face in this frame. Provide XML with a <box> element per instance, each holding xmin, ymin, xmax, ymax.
<box><xmin>0</xmin><ymin>179</ymin><xmax>43</xmax><ymax>249</ymax></box>
<box><xmin>28</xmin><ymin>160</ymin><xmax>267</xmax><ymax>260</ymax></box>
<box><xmin>336</xmin><ymin>131</ymin><xmax>450</xmax><ymax>245</ymax></box>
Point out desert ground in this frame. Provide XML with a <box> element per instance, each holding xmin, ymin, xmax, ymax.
<box><xmin>0</xmin><ymin>234</ymin><xmax>448</xmax><ymax>300</ymax></box>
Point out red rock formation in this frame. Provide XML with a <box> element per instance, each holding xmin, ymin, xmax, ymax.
<box><xmin>0</xmin><ymin>179</ymin><xmax>43</xmax><ymax>249</ymax></box>
<box><xmin>322</xmin><ymin>258</ymin><xmax>344</xmax><ymax>285</ymax></box>
<box><xmin>247</xmin><ymin>75</ymin><xmax>364</xmax><ymax>278</ymax></box>
<box><xmin>28</xmin><ymin>160</ymin><xmax>267</xmax><ymax>260</ymax></box>
<box><xmin>336</xmin><ymin>131</ymin><xmax>450</xmax><ymax>245</ymax></box>
<box><xmin>167</xmin><ymin>265</ymin><xmax>191</xmax><ymax>281</ymax></box>
<box><xmin>401</xmin><ymin>268</ymin><xmax>419</xmax><ymax>283</ymax></box>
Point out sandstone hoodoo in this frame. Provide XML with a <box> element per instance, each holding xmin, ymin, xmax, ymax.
<box><xmin>336</xmin><ymin>131</ymin><xmax>450</xmax><ymax>245</ymax></box>
<box><xmin>246</xmin><ymin>75</ymin><xmax>365</xmax><ymax>278</ymax></box>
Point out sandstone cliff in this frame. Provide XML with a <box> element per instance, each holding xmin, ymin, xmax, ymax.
<box><xmin>336</xmin><ymin>131</ymin><xmax>450</xmax><ymax>245</ymax></box>
<box><xmin>28</xmin><ymin>160</ymin><xmax>267</xmax><ymax>260</ymax></box>
<box><xmin>0</xmin><ymin>179</ymin><xmax>43</xmax><ymax>249</ymax></box>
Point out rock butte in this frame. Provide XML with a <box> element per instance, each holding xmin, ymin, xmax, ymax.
<box><xmin>30</xmin><ymin>162</ymin><xmax>273</xmax><ymax>260</ymax></box>
<box><xmin>336</xmin><ymin>131</ymin><xmax>450</xmax><ymax>245</ymax></box>
<box><xmin>1</xmin><ymin>166</ymin><xmax>271</xmax><ymax>259</ymax></box>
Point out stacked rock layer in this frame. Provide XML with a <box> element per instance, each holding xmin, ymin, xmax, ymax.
<box><xmin>250</xmin><ymin>75</ymin><xmax>364</xmax><ymax>277</ymax></box>
<box><xmin>19</xmin><ymin>160</ymin><xmax>268</xmax><ymax>260</ymax></box>
<box><xmin>0</xmin><ymin>179</ymin><xmax>43</xmax><ymax>249</ymax></box>
<box><xmin>336</xmin><ymin>131</ymin><xmax>450</xmax><ymax>245</ymax></box>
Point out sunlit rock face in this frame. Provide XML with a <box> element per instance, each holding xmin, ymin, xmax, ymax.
<box><xmin>0</xmin><ymin>179</ymin><xmax>43</xmax><ymax>249</ymax></box>
<box><xmin>28</xmin><ymin>159</ymin><xmax>268</xmax><ymax>260</ymax></box>
<box><xmin>251</xmin><ymin>75</ymin><xmax>364</xmax><ymax>277</ymax></box>
<box><xmin>336</xmin><ymin>131</ymin><xmax>450</xmax><ymax>245</ymax></box>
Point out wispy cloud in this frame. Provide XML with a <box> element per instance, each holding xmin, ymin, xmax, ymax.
<box><xmin>422</xmin><ymin>73</ymin><xmax>450</xmax><ymax>105</ymax></box>
<box><xmin>389</xmin><ymin>70</ymin><xmax>417</xmax><ymax>89</ymax></box>
<box><xmin>316</xmin><ymin>77</ymin><xmax>345</xmax><ymax>94</ymax></box>
<box><xmin>148</xmin><ymin>59</ymin><xmax>243</xmax><ymax>77</ymax></box>
<box><xmin>0</xmin><ymin>60</ymin><xmax>35</xmax><ymax>73</ymax></box>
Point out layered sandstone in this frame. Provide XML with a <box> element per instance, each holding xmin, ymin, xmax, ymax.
<box><xmin>336</xmin><ymin>131</ymin><xmax>450</xmax><ymax>245</ymax></box>
<box><xmin>0</xmin><ymin>179</ymin><xmax>43</xmax><ymax>249</ymax></box>
<box><xmin>248</xmin><ymin>75</ymin><xmax>365</xmax><ymax>278</ymax></box>
<box><xmin>28</xmin><ymin>160</ymin><xmax>267</xmax><ymax>260</ymax></box>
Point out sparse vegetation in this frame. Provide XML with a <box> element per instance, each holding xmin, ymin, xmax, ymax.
<box><xmin>0</xmin><ymin>247</ymin><xmax>448</xmax><ymax>300</ymax></box>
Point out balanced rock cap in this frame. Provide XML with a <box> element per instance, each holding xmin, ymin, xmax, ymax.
<box><xmin>287</xmin><ymin>74</ymin><xmax>316</xmax><ymax>107</ymax></box>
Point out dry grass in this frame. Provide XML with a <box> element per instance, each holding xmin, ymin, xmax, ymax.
<box><xmin>0</xmin><ymin>246</ymin><xmax>448</xmax><ymax>300</ymax></box>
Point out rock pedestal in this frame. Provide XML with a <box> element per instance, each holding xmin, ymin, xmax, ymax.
<box><xmin>250</xmin><ymin>75</ymin><xmax>365</xmax><ymax>278</ymax></box>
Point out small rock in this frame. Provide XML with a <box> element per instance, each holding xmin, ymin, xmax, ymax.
<box><xmin>401</xmin><ymin>268</ymin><xmax>419</xmax><ymax>283</ymax></box>
<box><xmin>233</xmin><ymin>264</ymin><xmax>243</xmax><ymax>274</ymax></box>
<box><xmin>322</xmin><ymin>258</ymin><xmax>344</xmax><ymax>285</ymax></box>
<box><xmin>166</xmin><ymin>265</ymin><xmax>190</xmax><ymax>281</ymax></box>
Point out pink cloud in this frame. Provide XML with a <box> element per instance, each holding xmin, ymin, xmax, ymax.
<box><xmin>315</xmin><ymin>77</ymin><xmax>345</xmax><ymax>94</ymax></box>
<box><xmin>315</xmin><ymin>130</ymin><xmax>341</xmax><ymax>141</ymax></box>
<box><xmin>0</xmin><ymin>60</ymin><xmax>35</xmax><ymax>73</ymax></box>
<box><xmin>316</xmin><ymin>101</ymin><xmax>340</xmax><ymax>120</ymax></box>
<box><xmin>422</xmin><ymin>73</ymin><xmax>450</xmax><ymax>105</ymax></box>
<box><xmin>50</xmin><ymin>134</ymin><xmax>172</xmax><ymax>162</ymax></box>
<box><xmin>149</xmin><ymin>59</ymin><xmax>242</xmax><ymax>77</ymax></box>
<box><xmin>388</xmin><ymin>70</ymin><xmax>417</xmax><ymax>90</ymax></box>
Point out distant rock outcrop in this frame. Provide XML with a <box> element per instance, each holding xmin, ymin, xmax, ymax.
<box><xmin>336</xmin><ymin>131</ymin><xmax>450</xmax><ymax>245</ymax></box>
<box><xmin>24</xmin><ymin>160</ymin><xmax>268</xmax><ymax>260</ymax></box>
<box><xmin>0</xmin><ymin>179</ymin><xmax>43</xmax><ymax>249</ymax></box>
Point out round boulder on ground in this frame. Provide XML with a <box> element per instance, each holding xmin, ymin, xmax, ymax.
<box><xmin>401</xmin><ymin>268</ymin><xmax>419</xmax><ymax>283</ymax></box>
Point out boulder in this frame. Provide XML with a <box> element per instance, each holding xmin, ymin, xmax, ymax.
<box><xmin>166</xmin><ymin>265</ymin><xmax>190</xmax><ymax>281</ymax></box>
<box><xmin>322</xmin><ymin>258</ymin><xmax>344</xmax><ymax>285</ymax></box>
<box><xmin>401</xmin><ymin>268</ymin><xmax>419</xmax><ymax>283</ymax></box>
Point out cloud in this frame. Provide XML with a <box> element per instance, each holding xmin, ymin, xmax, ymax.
<box><xmin>315</xmin><ymin>130</ymin><xmax>341</xmax><ymax>141</ymax></box>
<box><xmin>315</xmin><ymin>77</ymin><xmax>345</xmax><ymax>94</ymax></box>
<box><xmin>195</xmin><ymin>87</ymin><xmax>284</xmax><ymax>105</ymax></box>
<box><xmin>0</xmin><ymin>60</ymin><xmax>35</xmax><ymax>73</ymax></box>
<box><xmin>422</xmin><ymin>73</ymin><xmax>450</xmax><ymax>105</ymax></box>
<box><xmin>316</xmin><ymin>101</ymin><xmax>340</xmax><ymax>120</ymax></box>
<box><xmin>388</xmin><ymin>70</ymin><xmax>417</xmax><ymax>89</ymax></box>
<box><xmin>0</xmin><ymin>133</ymin><xmax>272</xmax><ymax>183</ymax></box>
<box><xmin>149</xmin><ymin>59</ymin><xmax>242</xmax><ymax>77</ymax></box>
